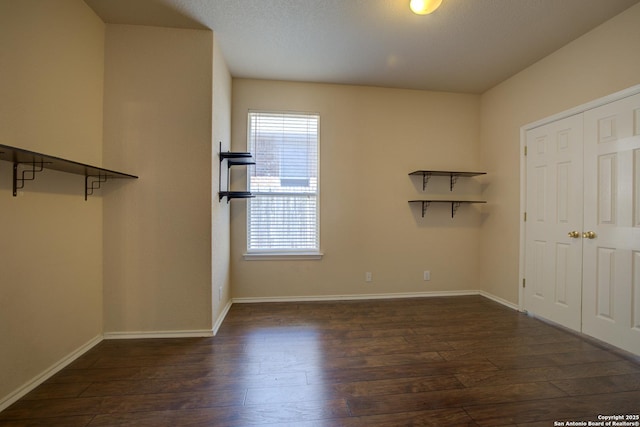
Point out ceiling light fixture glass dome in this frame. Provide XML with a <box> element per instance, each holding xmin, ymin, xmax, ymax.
<box><xmin>410</xmin><ymin>0</ymin><xmax>443</xmax><ymax>15</ymax></box>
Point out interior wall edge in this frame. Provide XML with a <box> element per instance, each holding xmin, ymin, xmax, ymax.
<box><xmin>0</xmin><ymin>335</ymin><xmax>103</xmax><ymax>413</ymax></box>
<box><xmin>213</xmin><ymin>300</ymin><xmax>233</xmax><ymax>336</ymax></box>
<box><xmin>477</xmin><ymin>290</ymin><xmax>520</xmax><ymax>311</ymax></box>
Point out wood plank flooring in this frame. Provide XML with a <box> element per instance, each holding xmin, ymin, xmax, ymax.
<box><xmin>2</xmin><ymin>296</ymin><xmax>639</xmax><ymax>426</ymax></box>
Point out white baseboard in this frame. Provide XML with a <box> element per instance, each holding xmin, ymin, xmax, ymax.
<box><xmin>478</xmin><ymin>290</ymin><xmax>520</xmax><ymax>311</ymax></box>
<box><xmin>233</xmin><ymin>290</ymin><xmax>520</xmax><ymax>311</ymax></box>
<box><xmin>102</xmin><ymin>304</ymin><xmax>233</xmax><ymax>339</ymax></box>
<box><xmin>103</xmin><ymin>329</ymin><xmax>213</xmax><ymax>340</ymax></box>
<box><xmin>233</xmin><ymin>290</ymin><xmax>480</xmax><ymax>304</ymax></box>
<box><xmin>0</xmin><ymin>334</ymin><xmax>103</xmax><ymax>413</ymax></box>
<box><xmin>231</xmin><ymin>290</ymin><xmax>476</xmax><ymax>304</ymax></box>
<box><xmin>213</xmin><ymin>299</ymin><xmax>233</xmax><ymax>336</ymax></box>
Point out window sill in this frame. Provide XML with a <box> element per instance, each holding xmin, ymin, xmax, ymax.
<box><xmin>243</xmin><ymin>252</ymin><xmax>324</xmax><ymax>261</ymax></box>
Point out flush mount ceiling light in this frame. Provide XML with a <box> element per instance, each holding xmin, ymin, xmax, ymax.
<box><xmin>409</xmin><ymin>0</ymin><xmax>443</xmax><ymax>15</ymax></box>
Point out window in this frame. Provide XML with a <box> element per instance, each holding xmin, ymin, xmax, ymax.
<box><xmin>246</xmin><ymin>111</ymin><xmax>320</xmax><ymax>257</ymax></box>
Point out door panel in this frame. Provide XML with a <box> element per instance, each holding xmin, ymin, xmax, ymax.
<box><xmin>595</xmin><ymin>246</ymin><xmax>615</xmax><ymax>320</ymax></box>
<box><xmin>555</xmin><ymin>242</ymin><xmax>570</xmax><ymax>305</ymax></box>
<box><xmin>582</xmin><ymin>93</ymin><xmax>640</xmax><ymax>355</ymax></box>
<box><xmin>533</xmin><ymin>240</ymin><xmax>546</xmax><ymax>298</ymax></box>
<box><xmin>635</xmin><ymin>149</ymin><xmax>640</xmax><ymax>227</ymax></box>
<box><xmin>633</xmin><ymin>251</ymin><xmax>640</xmax><ymax>330</ymax></box>
<box><xmin>597</xmin><ymin>153</ymin><xmax>616</xmax><ymax>224</ymax></box>
<box><xmin>525</xmin><ymin>114</ymin><xmax>584</xmax><ymax>332</ymax></box>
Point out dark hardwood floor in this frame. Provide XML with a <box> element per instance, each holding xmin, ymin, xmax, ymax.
<box><xmin>2</xmin><ymin>296</ymin><xmax>639</xmax><ymax>426</ymax></box>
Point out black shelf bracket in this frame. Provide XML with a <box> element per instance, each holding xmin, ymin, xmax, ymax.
<box><xmin>419</xmin><ymin>201</ymin><xmax>431</xmax><ymax>217</ymax></box>
<box><xmin>85</xmin><ymin>174</ymin><xmax>109</xmax><ymax>200</ymax></box>
<box><xmin>451</xmin><ymin>201</ymin><xmax>462</xmax><ymax>218</ymax></box>
<box><xmin>449</xmin><ymin>173</ymin><xmax>459</xmax><ymax>191</ymax></box>
<box><xmin>13</xmin><ymin>160</ymin><xmax>49</xmax><ymax>196</ymax></box>
<box><xmin>421</xmin><ymin>172</ymin><xmax>432</xmax><ymax>191</ymax></box>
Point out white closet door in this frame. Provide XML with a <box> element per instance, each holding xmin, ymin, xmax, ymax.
<box><xmin>525</xmin><ymin>114</ymin><xmax>584</xmax><ymax>332</ymax></box>
<box><xmin>582</xmin><ymin>93</ymin><xmax>640</xmax><ymax>355</ymax></box>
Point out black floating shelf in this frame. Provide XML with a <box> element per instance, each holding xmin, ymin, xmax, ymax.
<box><xmin>218</xmin><ymin>142</ymin><xmax>254</xmax><ymax>202</ymax></box>
<box><xmin>227</xmin><ymin>159</ymin><xmax>256</xmax><ymax>167</ymax></box>
<box><xmin>218</xmin><ymin>191</ymin><xmax>254</xmax><ymax>201</ymax></box>
<box><xmin>220</xmin><ymin>151</ymin><xmax>252</xmax><ymax>159</ymax></box>
<box><xmin>0</xmin><ymin>143</ymin><xmax>137</xmax><ymax>200</ymax></box>
<box><xmin>409</xmin><ymin>170</ymin><xmax>486</xmax><ymax>191</ymax></box>
<box><xmin>409</xmin><ymin>200</ymin><xmax>486</xmax><ymax>218</ymax></box>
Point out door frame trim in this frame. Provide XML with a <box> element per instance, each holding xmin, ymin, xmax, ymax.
<box><xmin>518</xmin><ymin>83</ymin><xmax>640</xmax><ymax>312</ymax></box>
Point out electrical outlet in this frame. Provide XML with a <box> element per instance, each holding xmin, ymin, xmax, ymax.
<box><xmin>423</xmin><ymin>271</ymin><xmax>431</xmax><ymax>281</ymax></box>
<box><xmin>218</xmin><ymin>286</ymin><xmax>223</xmax><ymax>301</ymax></box>
<box><xmin>365</xmin><ymin>272</ymin><xmax>372</xmax><ymax>282</ymax></box>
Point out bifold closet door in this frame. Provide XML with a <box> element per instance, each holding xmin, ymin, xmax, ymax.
<box><xmin>524</xmin><ymin>114</ymin><xmax>584</xmax><ymax>332</ymax></box>
<box><xmin>582</xmin><ymin>93</ymin><xmax>640</xmax><ymax>355</ymax></box>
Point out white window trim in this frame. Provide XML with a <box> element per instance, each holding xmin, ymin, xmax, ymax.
<box><xmin>245</xmin><ymin>110</ymin><xmax>321</xmax><ymax>259</ymax></box>
<box><xmin>243</xmin><ymin>251</ymin><xmax>324</xmax><ymax>261</ymax></box>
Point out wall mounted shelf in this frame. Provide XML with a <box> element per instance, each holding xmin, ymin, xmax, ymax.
<box><xmin>218</xmin><ymin>191</ymin><xmax>253</xmax><ymax>200</ymax></box>
<box><xmin>408</xmin><ymin>169</ymin><xmax>487</xmax><ymax>218</ymax></box>
<box><xmin>0</xmin><ymin>143</ymin><xmax>137</xmax><ymax>200</ymax></box>
<box><xmin>218</xmin><ymin>142</ymin><xmax>255</xmax><ymax>202</ymax></box>
<box><xmin>409</xmin><ymin>170</ymin><xmax>486</xmax><ymax>191</ymax></box>
<box><xmin>220</xmin><ymin>151</ymin><xmax>252</xmax><ymax>160</ymax></box>
<box><xmin>409</xmin><ymin>200</ymin><xmax>487</xmax><ymax>218</ymax></box>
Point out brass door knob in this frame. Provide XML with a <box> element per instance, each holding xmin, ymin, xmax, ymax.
<box><xmin>583</xmin><ymin>231</ymin><xmax>597</xmax><ymax>239</ymax></box>
<box><xmin>567</xmin><ymin>231</ymin><xmax>581</xmax><ymax>238</ymax></box>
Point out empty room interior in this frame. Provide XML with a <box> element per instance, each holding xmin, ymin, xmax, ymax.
<box><xmin>1</xmin><ymin>0</ymin><xmax>640</xmax><ymax>425</ymax></box>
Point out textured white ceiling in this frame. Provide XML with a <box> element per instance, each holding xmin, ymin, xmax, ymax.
<box><xmin>84</xmin><ymin>0</ymin><xmax>640</xmax><ymax>93</ymax></box>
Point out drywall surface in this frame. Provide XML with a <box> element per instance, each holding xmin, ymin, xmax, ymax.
<box><xmin>231</xmin><ymin>80</ymin><xmax>482</xmax><ymax>299</ymax></box>
<box><xmin>0</xmin><ymin>0</ymin><xmax>105</xmax><ymax>405</ymax></box>
<box><xmin>102</xmin><ymin>25</ymin><xmax>214</xmax><ymax>333</ymax></box>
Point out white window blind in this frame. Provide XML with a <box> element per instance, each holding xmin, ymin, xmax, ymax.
<box><xmin>247</xmin><ymin>111</ymin><xmax>320</xmax><ymax>253</ymax></box>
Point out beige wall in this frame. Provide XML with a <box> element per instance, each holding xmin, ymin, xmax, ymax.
<box><xmin>102</xmin><ymin>25</ymin><xmax>214</xmax><ymax>333</ymax></box>
<box><xmin>0</xmin><ymin>0</ymin><xmax>104</xmax><ymax>404</ymax></box>
<box><xmin>231</xmin><ymin>80</ymin><xmax>482</xmax><ymax>299</ymax></box>
<box><xmin>479</xmin><ymin>3</ymin><xmax>640</xmax><ymax>304</ymax></box>
<box><xmin>212</xmin><ymin>38</ymin><xmax>233</xmax><ymax>328</ymax></box>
